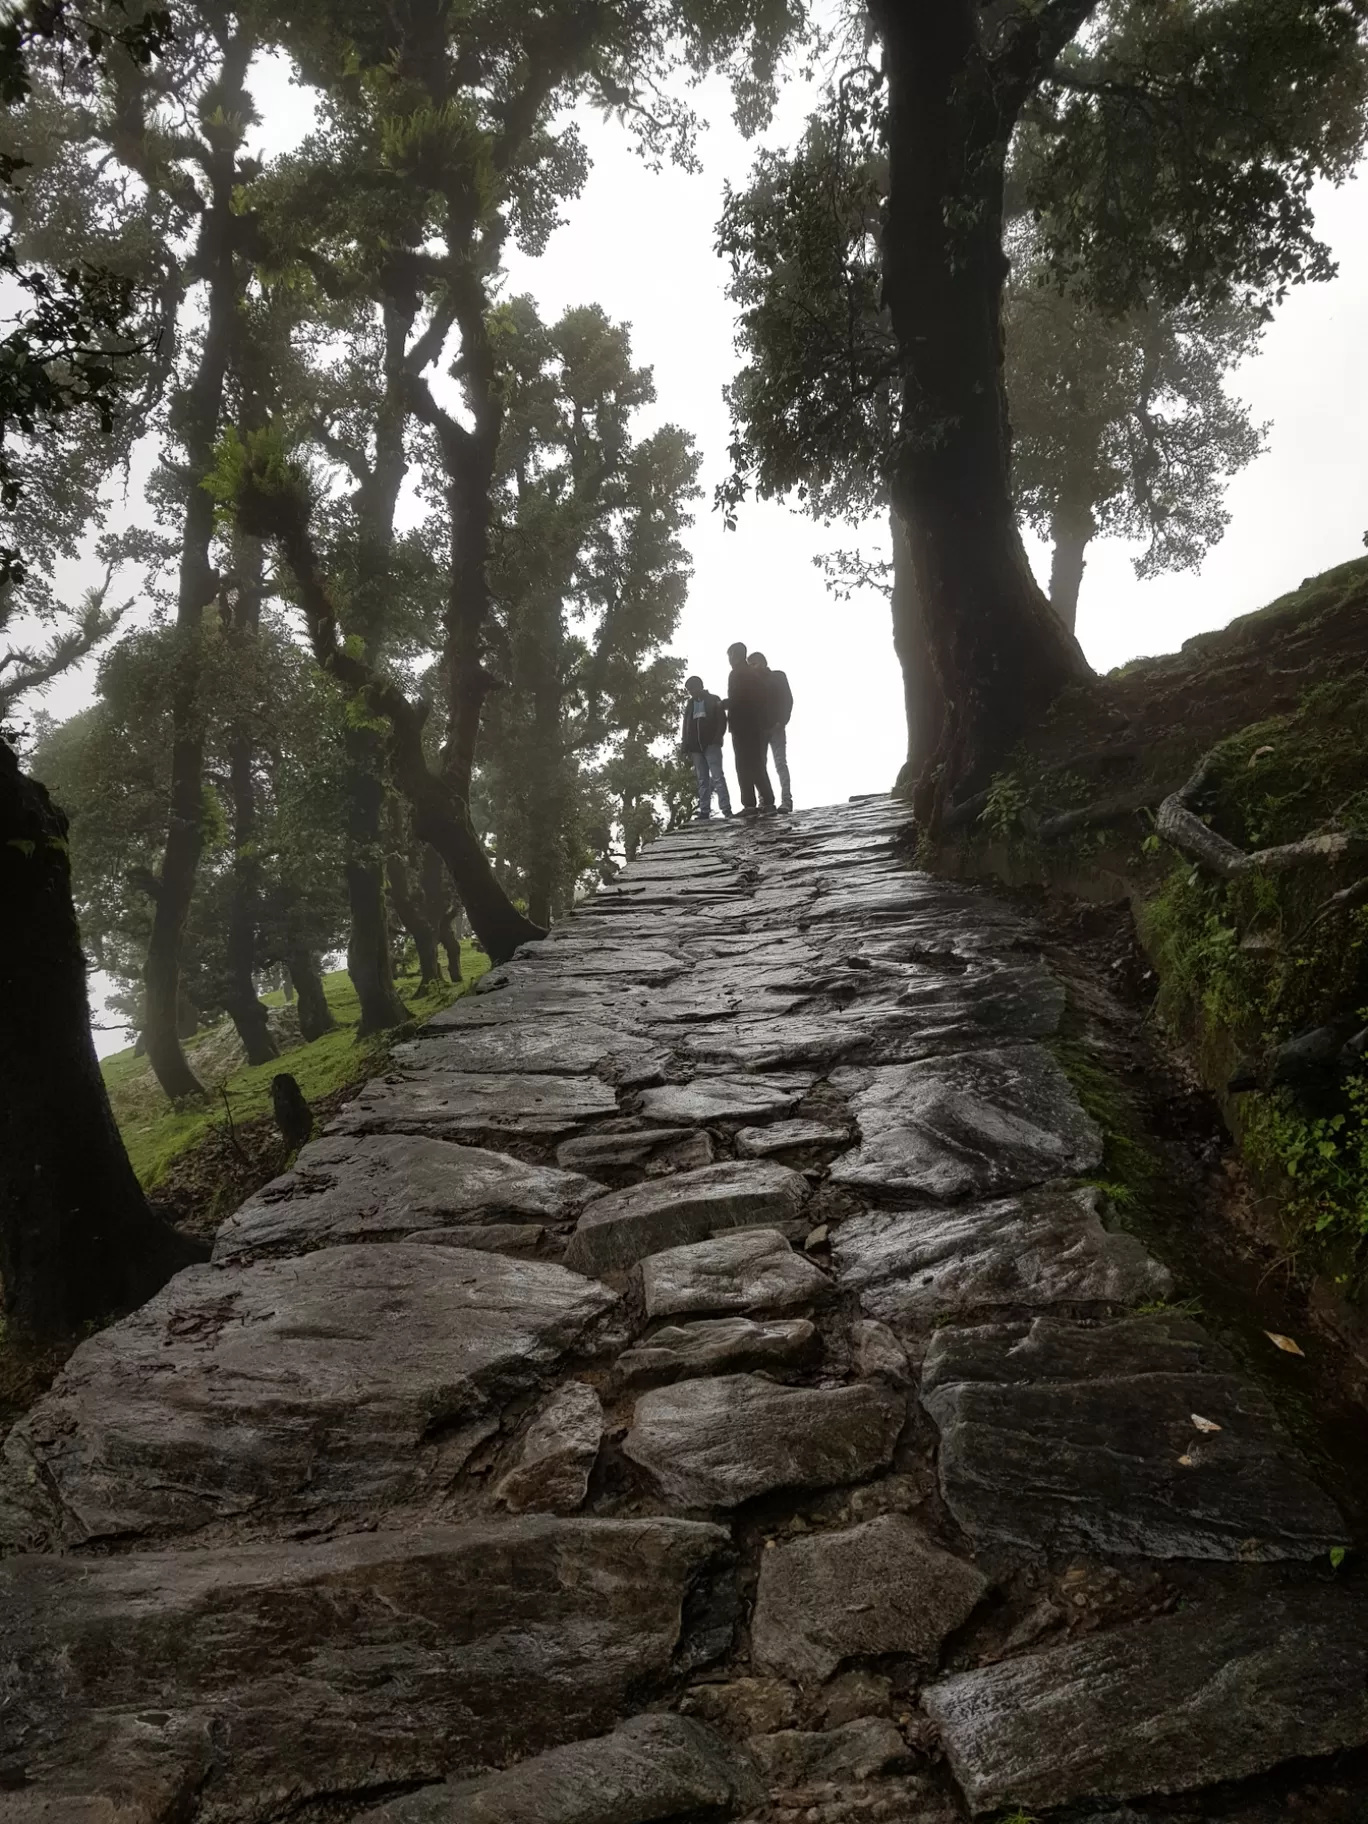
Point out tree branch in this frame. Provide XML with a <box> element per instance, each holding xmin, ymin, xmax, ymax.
<box><xmin>1157</xmin><ymin>755</ymin><xmax>1368</xmax><ymax>878</ymax></box>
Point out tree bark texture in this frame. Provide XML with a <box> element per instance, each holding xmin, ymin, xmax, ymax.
<box><xmin>221</xmin><ymin>536</ymin><xmax>277</xmax><ymax>1066</ymax></box>
<box><xmin>141</xmin><ymin>29</ymin><xmax>254</xmax><ymax>1102</ymax></box>
<box><xmin>388</xmin><ymin>851</ymin><xmax>442</xmax><ymax>985</ymax></box>
<box><xmin>871</xmin><ymin>2</ymin><xmax>1092</xmax><ymax>821</ymax></box>
<box><xmin>422</xmin><ymin>844</ymin><xmax>464</xmax><ymax>982</ymax></box>
<box><xmin>1</xmin><ymin>744</ymin><xmax>207</xmax><ymax>1341</ymax></box>
<box><xmin>890</xmin><ymin>507</ymin><xmax>946</xmax><ymax>794</ymax></box>
<box><xmin>287</xmin><ymin>951</ymin><xmax>335</xmax><ymax>1042</ymax></box>
<box><xmin>343</xmin><ymin>730</ymin><xmax>409</xmax><ymax>1036</ymax></box>
<box><xmin>1047</xmin><ymin>503</ymin><xmax>1096</xmax><ymax>635</ymax></box>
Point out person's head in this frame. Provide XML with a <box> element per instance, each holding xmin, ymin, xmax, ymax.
<box><xmin>726</xmin><ymin>641</ymin><xmax>747</xmax><ymax>668</ymax></box>
<box><xmin>747</xmin><ymin>650</ymin><xmax>769</xmax><ymax>670</ymax></box>
<box><xmin>685</xmin><ymin>674</ymin><xmax>704</xmax><ymax>697</ymax></box>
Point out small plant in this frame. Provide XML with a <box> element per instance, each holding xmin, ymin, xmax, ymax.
<box><xmin>995</xmin><ymin>1809</ymin><xmax>1039</xmax><ymax>1824</ymax></box>
<box><xmin>980</xmin><ymin>771</ymin><xmax>1029</xmax><ymax>839</ymax></box>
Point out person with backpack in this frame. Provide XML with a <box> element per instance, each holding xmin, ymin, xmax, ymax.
<box><xmin>679</xmin><ymin>675</ymin><xmax>732</xmax><ymax>820</ymax></box>
<box><xmin>747</xmin><ymin>650</ymin><xmax>794</xmax><ymax>813</ymax></box>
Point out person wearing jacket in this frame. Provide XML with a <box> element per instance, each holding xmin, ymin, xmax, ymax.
<box><xmin>747</xmin><ymin>650</ymin><xmax>793</xmax><ymax>813</ymax></box>
<box><xmin>679</xmin><ymin>675</ymin><xmax>732</xmax><ymax>820</ymax></box>
<box><xmin>725</xmin><ymin>641</ymin><xmax>776</xmax><ymax>814</ymax></box>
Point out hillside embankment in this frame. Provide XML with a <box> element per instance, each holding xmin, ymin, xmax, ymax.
<box><xmin>936</xmin><ymin>556</ymin><xmax>1368</xmax><ymax>1363</ymax></box>
<box><xmin>2</xmin><ymin>796</ymin><xmax>1366</xmax><ymax>1822</ymax></box>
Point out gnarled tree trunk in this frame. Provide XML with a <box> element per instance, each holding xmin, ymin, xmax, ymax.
<box><xmin>872</xmin><ymin>2</ymin><xmax>1091</xmax><ymax>823</ymax></box>
<box><xmin>1047</xmin><ymin>502</ymin><xmax>1096</xmax><ymax>635</ymax></box>
<box><xmin>388</xmin><ymin>850</ymin><xmax>442</xmax><ymax>985</ymax></box>
<box><xmin>422</xmin><ymin>844</ymin><xmax>464</xmax><ymax>982</ymax></box>
<box><xmin>221</xmin><ymin>535</ymin><xmax>277</xmax><ymax>1066</ymax></box>
<box><xmin>287</xmin><ymin>950</ymin><xmax>335</xmax><ymax>1042</ymax></box>
<box><xmin>890</xmin><ymin>507</ymin><xmax>946</xmax><ymax>795</ymax></box>
<box><xmin>1</xmin><ymin>744</ymin><xmax>207</xmax><ymax>1341</ymax></box>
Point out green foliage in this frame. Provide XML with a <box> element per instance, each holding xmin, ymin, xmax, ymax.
<box><xmin>1051</xmin><ymin>1038</ymin><xmax>1160</xmax><ymax>1211</ymax></box>
<box><xmin>980</xmin><ymin>773</ymin><xmax>1029</xmax><ymax>839</ymax></box>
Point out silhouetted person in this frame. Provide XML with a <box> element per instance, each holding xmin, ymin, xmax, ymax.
<box><xmin>747</xmin><ymin>650</ymin><xmax>794</xmax><ymax>813</ymax></box>
<box><xmin>679</xmin><ymin>674</ymin><xmax>732</xmax><ymax>820</ymax></box>
<box><xmin>725</xmin><ymin>641</ymin><xmax>775</xmax><ymax>815</ymax></box>
<box><xmin>271</xmin><ymin>1073</ymin><xmax>314</xmax><ymax>1154</ymax></box>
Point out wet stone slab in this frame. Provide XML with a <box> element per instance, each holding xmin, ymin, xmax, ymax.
<box><xmin>624</xmin><ymin>1374</ymin><xmax>904</xmax><ymax>1509</ymax></box>
<box><xmin>736</xmin><ymin>1118</ymin><xmax>850</xmax><ymax>1156</ymax></box>
<box><xmin>556</xmin><ymin>1124</ymin><xmax>715</xmax><ymax>1176</ymax></box>
<box><xmin>495</xmin><ymin>1380</ymin><xmax>603</xmax><ymax>1515</ymax></box>
<box><xmin>923</xmin><ymin>1584</ymin><xmax>1368</xmax><ymax>1814</ymax></box>
<box><xmin>921</xmin><ymin>1314</ymin><xmax>1347</xmax><ymax>1560</ymax></box>
<box><xmin>394</xmin><ymin>1022</ymin><xmax>669</xmax><ymax>1086</ymax></box>
<box><xmin>353</xmin><ymin>1714</ymin><xmax>760</xmax><ymax>1824</ymax></box>
<box><xmin>213</xmin><ymin>1134</ymin><xmax>605</xmax><ymax>1264</ymax></box>
<box><xmin>829</xmin><ymin>1046</ymin><xmax>1103</xmax><ymax>1199</ymax></box>
<box><xmin>330</xmin><ymin>1071</ymin><xmax>619</xmax><ymax>1144</ymax></box>
<box><xmin>751</xmin><ymin>1513</ymin><xmax>986</xmax><ymax>1682</ymax></box>
<box><xmin>0</xmin><ymin>1246</ymin><xmax>625</xmax><ymax>1549</ymax></box>
<box><xmin>564</xmin><ymin>1162</ymin><xmax>810</xmax><ymax>1276</ymax></box>
<box><xmin>636</xmin><ymin>1072</ymin><xmax>814</xmax><ymax>1125</ymax></box>
<box><xmin>615</xmin><ymin>1317</ymin><xmax>820</xmax><ymax>1387</ymax></box>
<box><xmin>639</xmin><ymin>1228</ymin><xmax>831</xmax><ymax>1320</ymax></box>
<box><xmin>0</xmin><ymin>1517</ymin><xmax>734</xmax><ymax>1823</ymax></box>
<box><xmin>832</xmin><ymin>1188</ymin><xmax>1172</xmax><ymax>1332</ymax></box>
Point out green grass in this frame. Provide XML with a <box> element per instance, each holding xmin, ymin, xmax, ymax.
<box><xmin>103</xmin><ymin>945</ymin><xmax>488</xmax><ymax>1188</ymax></box>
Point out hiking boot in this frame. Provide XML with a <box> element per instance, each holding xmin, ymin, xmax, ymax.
<box><xmin>758</xmin><ymin>803</ymin><xmax>777</xmax><ymax>816</ymax></box>
<box><xmin>779</xmin><ymin>799</ymin><xmax>793</xmax><ymax>813</ymax></box>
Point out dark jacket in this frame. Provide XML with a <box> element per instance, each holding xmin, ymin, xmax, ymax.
<box><xmin>766</xmin><ymin>668</ymin><xmax>793</xmax><ymax>728</ymax></box>
<box><xmin>680</xmin><ymin>691</ymin><xmax>726</xmax><ymax>753</ymax></box>
<box><xmin>725</xmin><ymin>664</ymin><xmax>771</xmax><ymax>739</ymax></box>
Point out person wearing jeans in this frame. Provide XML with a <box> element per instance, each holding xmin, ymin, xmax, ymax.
<box><xmin>747</xmin><ymin>650</ymin><xmax>794</xmax><ymax>812</ymax></box>
<box><xmin>679</xmin><ymin>675</ymin><xmax>731</xmax><ymax>819</ymax></box>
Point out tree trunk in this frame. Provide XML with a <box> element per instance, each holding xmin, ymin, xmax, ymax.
<box><xmin>1048</xmin><ymin>504</ymin><xmax>1095</xmax><ymax>635</ymax></box>
<box><xmin>524</xmin><ymin>651</ymin><xmax>566</xmax><ymax>931</ymax></box>
<box><xmin>1</xmin><ymin>744</ymin><xmax>208</xmax><ymax>1341</ymax></box>
<box><xmin>890</xmin><ymin>507</ymin><xmax>946</xmax><ymax>794</ymax></box>
<box><xmin>287</xmin><ymin>950</ymin><xmax>335</xmax><ymax>1042</ymax></box>
<box><xmin>141</xmin><ymin>32</ymin><xmax>253</xmax><ymax>1103</ymax></box>
<box><xmin>872</xmin><ymin>3</ymin><xmax>1091</xmax><ymax>823</ymax></box>
<box><xmin>388</xmin><ymin>851</ymin><xmax>442</xmax><ymax>985</ymax></box>
<box><xmin>422</xmin><ymin>843</ymin><xmax>463</xmax><ymax>982</ymax></box>
<box><xmin>221</xmin><ymin>535</ymin><xmax>278</xmax><ymax>1067</ymax></box>
<box><xmin>342</xmin><ymin>725</ymin><xmax>408</xmax><ymax>1035</ymax></box>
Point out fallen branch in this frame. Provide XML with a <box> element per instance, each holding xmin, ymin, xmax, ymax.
<box><xmin>1034</xmin><ymin>786</ymin><xmax>1161</xmax><ymax>840</ymax></box>
<box><xmin>1156</xmin><ymin>755</ymin><xmax>1368</xmax><ymax>879</ymax></box>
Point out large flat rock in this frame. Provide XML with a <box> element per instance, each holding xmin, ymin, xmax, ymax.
<box><xmin>330</xmin><ymin>1071</ymin><xmax>619</xmax><ymax>1143</ymax></box>
<box><xmin>923</xmin><ymin>1584</ymin><xmax>1368</xmax><ymax>1813</ymax></box>
<box><xmin>636</xmin><ymin>1073</ymin><xmax>813</xmax><ymax>1125</ymax></box>
<box><xmin>639</xmin><ymin>1228</ymin><xmax>831</xmax><ymax>1320</ymax></box>
<box><xmin>832</xmin><ymin>1188</ymin><xmax>1172</xmax><ymax>1331</ymax></box>
<box><xmin>564</xmin><ymin>1162</ymin><xmax>809</xmax><ymax>1276</ymax></box>
<box><xmin>0</xmin><ymin>1246</ymin><xmax>624</xmax><ymax>1548</ymax></box>
<box><xmin>615</xmin><ymin>1317</ymin><xmax>819</xmax><ymax>1386</ymax></box>
<box><xmin>394</xmin><ymin>1022</ymin><xmax>668</xmax><ymax>1085</ymax></box>
<box><xmin>829</xmin><ymin>1046</ymin><xmax>1102</xmax><ymax>1198</ymax></box>
<box><xmin>556</xmin><ymin>1125</ymin><xmax>715</xmax><ymax>1175</ymax></box>
<box><xmin>353</xmin><ymin>1713</ymin><xmax>759</xmax><ymax>1824</ymax></box>
<box><xmin>0</xmin><ymin>1517</ymin><xmax>733</xmax><ymax>1823</ymax></box>
<box><xmin>624</xmin><ymin>1375</ymin><xmax>904</xmax><ymax>1509</ymax></box>
<box><xmin>752</xmin><ymin>1514</ymin><xmax>986</xmax><ymax>1682</ymax></box>
<box><xmin>214</xmin><ymin>1135</ymin><xmax>604</xmax><ymax>1264</ymax></box>
<box><xmin>921</xmin><ymin>1314</ymin><xmax>1346</xmax><ymax>1560</ymax></box>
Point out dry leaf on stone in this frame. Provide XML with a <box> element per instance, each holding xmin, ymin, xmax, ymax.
<box><xmin>1191</xmin><ymin>1414</ymin><xmax>1223</xmax><ymax>1434</ymax></box>
<box><xmin>1177</xmin><ymin>1454</ymin><xmax>1195</xmax><ymax>1467</ymax></box>
<box><xmin>1265</xmin><ymin>1332</ymin><xmax>1306</xmax><ymax>1356</ymax></box>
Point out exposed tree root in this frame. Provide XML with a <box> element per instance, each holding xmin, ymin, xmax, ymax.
<box><xmin>1157</xmin><ymin>755</ymin><xmax>1368</xmax><ymax>879</ymax></box>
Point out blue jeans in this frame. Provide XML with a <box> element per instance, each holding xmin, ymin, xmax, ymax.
<box><xmin>692</xmin><ymin>745</ymin><xmax>731</xmax><ymax>818</ymax></box>
<box><xmin>766</xmin><ymin>725</ymin><xmax>791</xmax><ymax>808</ymax></box>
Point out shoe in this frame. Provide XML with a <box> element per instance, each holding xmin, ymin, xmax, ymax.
<box><xmin>779</xmin><ymin>800</ymin><xmax>793</xmax><ymax>813</ymax></box>
<box><xmin>723</xmin><ymin>808</ymin><xmax>734</xmax><ymax>818</ymax></box>
<box><xmin>758</xmin><ymin>803</ymin><xmax>777</xmax><ymax>816</ymax></box>
<box><xmin>694</xmin><ymin>814</ymin><xmax>711</xmax><ymax>822</ymax></box>
<box><xmin>738</xmin><ymin>806</ymin><xmax>758</xmax><ymax>818</ymax></box>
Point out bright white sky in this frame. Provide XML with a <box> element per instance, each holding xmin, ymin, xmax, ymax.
<box><xmin>33</xmin><ymin>42</ymin><xmax>1368</xmax><ymax>1048</ymax></box>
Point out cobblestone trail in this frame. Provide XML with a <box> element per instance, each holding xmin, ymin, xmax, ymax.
<box><xmin>3</xmin><ymin>798</ymin><xmax>1366</xmax><ymax>1823</ymax></box>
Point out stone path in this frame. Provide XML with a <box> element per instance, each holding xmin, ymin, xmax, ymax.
<box><xmin>3</xmin><ymin>797</ymin><xmax>1365</xmax><ymax>1823</ymax></box>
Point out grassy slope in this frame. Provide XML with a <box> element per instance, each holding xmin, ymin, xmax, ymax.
<box><xmin>104</xmin><ymin>945</ymin><xmax>489</xmax><ymax>1188</ymax></box>
<box><xmin>939</xmin><ymin>554</ymin><xmax>1368</xmax><ymax>1291</ymax></box>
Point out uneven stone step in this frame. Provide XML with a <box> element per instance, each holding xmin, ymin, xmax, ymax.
<box><xmin>556</xmin><ymin>1125</ymin><xmax>715</xmax><ymax>1175</ymax></box>
<box><xmin>639</xmin><ymin>1228</ymin><xmax>831</xmax><ymax>1320</ymax></box>
<box><xmin>921</xmin><ymin>1314</ymin><xmax>1347</xmax><ymax>1559</ymax></box>
<box><xmin>353</xmin><ymin>1713</ymin><xmax>760</xmax><ymax>1824</ymax></box>
<box><xmin>512</xmin><ymin>942</ymin><xmax>689</xmax><ymax>980</ymax></box>
<box><xmin>494</xmin><ymin>1380</ymin><xmax>604</xmax><ymax>1514</ymax></box>
<box><xmin>829</xmin><ymin>1046</ymin><xmax>1103</xmax><ymax>1198</ymax></box>
<box><xmin>564</xmin><ymin>1162</ymin><xmax>810</xmax><ymax>1276</ymax></box>
<box><xmin>736</xmin><ymin>1119</ymin><xmax>850</xmax><ymax>1156</ymax></box>
<box><xmin>636</xmin><ymin>1072</ymin><xmax>814</xmax><ymax>1125</ymax></box>
<box><xmin>0</xmin><ymin>1246</ymin><xmax>624</xmax><ymax>1549</ymax></box>
<box><xmin>832</xmin><ymin>1188</ymin><xmax>1172</xmax><ymax>1332</ymax></box>
<box><xmin>615</xmin><ymin>1317</ymin><xmax>820</xmax><ymax>1386</ymax></box>
<box><xmin>923</xmin><ymin>1583</ymin><xmax>1368</xmax><ymax>1814</ymax></box>
<box><xmin>0</xmin><ymin>1517</ymin><xmax>733</xmax><ymax>1822</ymax></box>
<box><xmin>624</xmin><ymin>1375</ymin><xmax>904</xmax><ymax>1508</ymax></box>
<box><xmin>331</xmin><ymin>1071</ymin><xmax>619</xmax><ymax>1143</ymax></box>
<box><xmin>395</xmin><ymin>1021</ymin><xmax>670</xmax><ymax>1085</ymax></box>
<box><xmin>751</xmin><ymin>1513</ymin><xmax>986</xmax><ymax>1681</ymax></box>
<box><xmin>747</xmin><ymin>1718</ymin><xmax>911</xmax><ymax>1787</ymax></box>
<box><xmin>214</xmin><ymin>1134</ymin><xmax>605</xmax><ymax>1264</ymax></box>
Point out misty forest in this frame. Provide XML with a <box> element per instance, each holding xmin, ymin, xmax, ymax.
<box><xmin>7</xmin><ymin>4</ymin><xmax>1368</xmax><ymax>1815</ymax></box>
